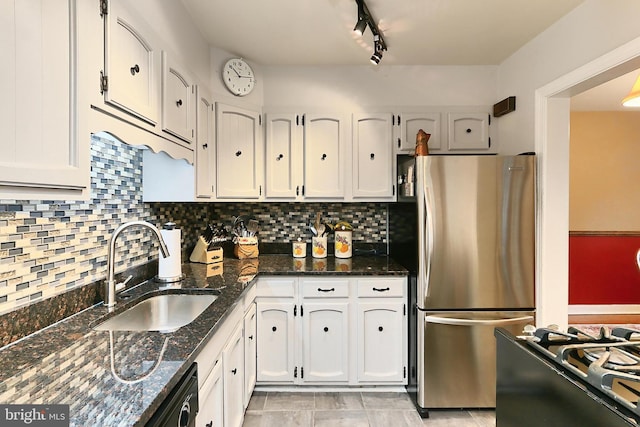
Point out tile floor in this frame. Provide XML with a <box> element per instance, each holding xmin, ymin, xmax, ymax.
<box><xmin>243</xmin><ymin>391</ymin><xmax>495</xmax><ymax>427</ymax></box>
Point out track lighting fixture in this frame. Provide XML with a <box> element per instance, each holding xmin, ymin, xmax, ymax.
<box><xmin>353</xmin><ymin>0</ymin><xmax>387</xmax><ymax>65</ymax></box>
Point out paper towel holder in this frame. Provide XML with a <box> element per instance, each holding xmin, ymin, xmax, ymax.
<box><xmin>156</xmin><ymin>222</ymin><xmax>184</xmax><ymax>284</ymax></box>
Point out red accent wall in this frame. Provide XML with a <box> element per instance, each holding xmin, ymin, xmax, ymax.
<box><xmin>569</xmin><ymin>235</ymin><xmax>640</xmax><ymax>304</ymax></box>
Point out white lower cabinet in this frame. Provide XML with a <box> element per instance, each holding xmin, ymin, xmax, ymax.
<box><xmin>195</xmin><ymin>288</ymin><xmax>256</xmax><ymax>427</ymax></box>
<box><xmin>198</xmin><ymin>356</ymin><xmax>224</xmax><ymax>427</ymax></box>
<box><xmin>243</xmin><ymin>303</ymin><xmax>257</xmax><ymax>409</ymax></box>
<box><xmin>223</xmin><ymin>325</ymin><xmax>245</xmax><ymax>427</ymax></box>
<box><xmin>255</xmin><ymin>276</ymin><xmax>407</xmax><ymax>386</ymax></box>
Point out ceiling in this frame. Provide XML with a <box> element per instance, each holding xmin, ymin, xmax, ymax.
<box><xmin>180</xmin><ymin>0</ymin><xmax>584</xmax><ymax>66</ymax></box>
<box><xmin>180</xmin><ymin>0</ymin><xmax>640</xmax><ymax>111</ymax></box>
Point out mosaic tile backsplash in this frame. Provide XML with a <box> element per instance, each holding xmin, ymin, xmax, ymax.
<box><xmin>0</xmin><ymin>134</ymin><xmax>389</xmax><ymax>316</ymax></box>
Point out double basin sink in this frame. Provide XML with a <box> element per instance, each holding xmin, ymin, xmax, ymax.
<box><xmin>95</xmin><ymin>292</ymin><xmax>219</xmax><ymax>333</ymax></box>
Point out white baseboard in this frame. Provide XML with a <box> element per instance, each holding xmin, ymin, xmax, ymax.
<box><xmin>568</xmin><ymin>305</ymin><xmax>640</xmax><ymax>315</ymax></box>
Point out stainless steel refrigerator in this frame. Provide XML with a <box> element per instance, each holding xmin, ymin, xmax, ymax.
<box><xmin>405</xmin><ymin>153</ymin><xmax>536</xmax><ymax>413</ymax></box>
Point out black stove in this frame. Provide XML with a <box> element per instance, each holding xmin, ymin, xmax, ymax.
<box><xmin>495</xmin><ymin>326</ymin><xmax>640</xmax><ymax>427</ymax></box>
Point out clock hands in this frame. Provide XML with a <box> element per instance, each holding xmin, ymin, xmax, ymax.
<box><xmin>230</xmin><ymin>64</ymin><xmax>253</xmax><ymax>79</ymax></box>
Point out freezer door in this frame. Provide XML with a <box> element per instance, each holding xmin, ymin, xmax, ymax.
<box><xmin>418</xmin><ymin>155</ymin><xmax>536</xmax><ymax>310</ymax></box>
<box><xmin>417</xmin><ymin>311</ymin><xmax>535</xmax><ymax>409</ymax></box>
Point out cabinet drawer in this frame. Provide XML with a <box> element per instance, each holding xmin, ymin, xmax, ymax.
<box><xmin>256</xmin><ymin>278</ymin><xmax>296</xmax><ymax>297</ymax></box>
<box><xmin>357</xmin><ymin>278</ymin><xmax>405</xmax><ymax>298</ymax></box>
<box><xmin>301</xmin><ymin>279</ymin><xmax>349</xmax><ymax>298</ymax></box>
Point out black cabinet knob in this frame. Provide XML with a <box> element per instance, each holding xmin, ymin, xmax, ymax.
<box><xmin>232</xmin><ymin>368</ymin><xmax>237</xmax><ymax>375</ymax></box>
<box><xmin>277</xmin><ymin>154</ymin><xmax>284</xmax><ymax>160</ymax></box>
<box><xmin>272</xmin><ymin>326</ymin><xmax>277</xmax><ymax>332</ymax></box>
<box><xmin>324</xmin><ymin>327</ymin><xmax>329</xmax><ymax>332</ymax></box>
<box><xmin>378</xmin><ymin>326</ymin><xmax>384</xmax><ymax>332</ymax></box>
<box><xmin>236</xmin><ymin>150</ymin><xmax>242</xmax><ymax>156</ymax></box>
<box><xmin>202</xmin><ymin>143</ymin><xmax>208</xmax><ymax>149</ymax></box>
<box><xmin>130</xmin><ymin>64</ymin><xmax>140</xmax><ymax>75</ymax></box>
<box><xmin>321</xmin><ymin>153</ymin><xmax>327</xmax><ymax>160</ymax></box>
<box><xmin>370</xmin><ymin>153</ymin><xmax>375</xmax><ymax>160</ymax></box>
<box><xmin>176</xmin><ymin>99</ymin><xmax>183</xmax><ymax>107</ymax></box>
<box><xmin>249</xmin><ymin>335</ymin><xmax>254</xmax><ymax>340</ymax></box>
<box><xmin>466</xmin><ymin>128</ymin><xmax>472</xmax><ymax>133</ymax></box>
<box><xmin>206</xmin><ymin>422</ymin><xmax>213</xmax><ymax>427</ymax></box>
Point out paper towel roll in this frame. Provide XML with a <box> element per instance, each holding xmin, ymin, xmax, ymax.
<box><xmin>158</xmin><ymin>227</ymin><xmax>182</xmax><ymax>282</ymax></box>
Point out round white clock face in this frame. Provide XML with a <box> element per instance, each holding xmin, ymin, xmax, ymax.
<box><xmin>223</xmin><ymin>58</ymin><xmax>255</xmax><ymax>96</ymax></box>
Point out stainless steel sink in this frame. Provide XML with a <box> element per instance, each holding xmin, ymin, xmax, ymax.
<box><xmin>95</xmin><ymin>293</ymin><xmax>218</xmax><ymax>332</ymax></box>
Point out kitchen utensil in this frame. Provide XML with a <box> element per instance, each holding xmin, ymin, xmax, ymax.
<box><xmin>309</xmin><ymin>223</ymin><xmax>317</xmax><ymax>236</ymax></box>
<box><xmin>317</xmin><ymin>222</ymin><xmax>325</xmax><ymax>237</ymax></box>
<box><xmin>247</xmin><ymin>219</ymin><xmax>259</xmax><ymax>236</ymax></box>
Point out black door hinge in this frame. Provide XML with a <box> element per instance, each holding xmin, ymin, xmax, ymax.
<box><xmin>294</xmin><ymin>367</ymin><xmax>297</xmax><ymax>378</ymax></box>
<box><xmin>302</xmin><ymin>114</ymin><xmax>305</xmax><ymax>126</ymax></box>
<box><xmin>296</xmin><ymin>114</ymin><xmax>299</xmax><ymax>126</ymax></box>
<box><xmin>100</xmin><ymin>71</ymin><xmax>108</xmax><ymax>94</ymax></box>
<box><xmin>99</xmin><ymin>0</ymin><xmax>108</xmax><ymax>17</ymax></box>
<box><xmin>397</xmin><ymin>114</ymin><xmax>401</xmax><ymax>125</ymax></box>
<box><xmin>294</xmin><ymin>305</ymin><xmax>297</xmax><ymax>317</ymax></box>
<box><xmin>259</xmin><ymin>115</ymin><xmax>262</xmax><ymax>126</ymax></box>
<box><xmin>403</xmin><ymin>304</ymin><xmax>406</xmax><ymax>316</ymax></box>
<box><xmin>488</xmin><ymin>114</ymin><xmax>491</xmax><ymax>126</ymax></box>
<box><xmin>488</xmin><ymin>137</ymin><xmax>492</xmax><ymax>148</ymax></box>
<box><xmin>393</xmin><ymin>185</ymin><xmax>395</xmax><ymax>196</ymax></box>
<box><xmin>300</xmin><ymin>305</ymin><xmax>303</xmax><ymax>316</ymax></box>
<box><xmin>302</xmin><ymin>185</ymin><xmax>305</xmax><ymax>196</ymax></box>
<box><xmin>404</xmin><ymin>366</ymin><xmax>407</xmax><ymax>378</ymax></box>
<box><xmin>301</xmin><ymin>367</ymin><xmax>304</xmax><ymax>379</ymax></box>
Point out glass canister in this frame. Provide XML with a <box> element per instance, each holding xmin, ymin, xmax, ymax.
<box><xmin>334</xmin><ymin>230</ymin><xmax>352</xmax><ymax>258</ymax></box>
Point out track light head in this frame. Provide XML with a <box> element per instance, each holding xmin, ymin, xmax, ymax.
<box><xmin>370</xmin><ymin>34</ymin><xmax>385</xmax><ymax>65</ymax></box>
<box><xmin>353</xmin><ymin>0</ymin><xmax>387</xmax><ymax>64</ymax></box>
<box><xmin>353</xmin><ymin>18</ymin><xmax>367</xmax><ymax>36</ymax></box>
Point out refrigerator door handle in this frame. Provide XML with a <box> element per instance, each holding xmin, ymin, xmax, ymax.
<box><xmin>425</xmin><ymin>315</ymin><xmax>534</xmax><ymax>327</ymax></box>
<box><xmin>417</xmin><ymin>156</ymin><xmax>434</xmax><ymax>303</ymax></box>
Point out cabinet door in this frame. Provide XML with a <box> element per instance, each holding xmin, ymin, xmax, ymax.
<box><xmin>104</xmin><ymin>0</ymin><xmax>159</xmax><ymax>125</ymax></box>
<box><xmin>397</xmin><ymin>113</ymin><xmax>441</xmax><ymax>154</ymax></box>
<box><xmin>223</xmin><ymin>325</ymin><xmax>245</xmax><ymax>427</ymax></box>
<box><xmin>303</xmin><ymin>113</ymin><xmax>347</xmax><ymax>199</ymax></box>
<box><xmin>0</xmin><ymin>0</ymin><xmax>88</xmax><ymax>197</ymax></box>
<box><xmin>195</xmin><ymin>86</ymin><xmax>215</xmax><ymax>199</ymax></box>
<box><xmin>197</xmin><ymin>357</ymin><xmax>223</xmax><ymax>427</ymax></box>
<box><xmin>357</xmin><ymin>301</ymin><xmax>406</xmax><ymax>383</ymax></box>
<box><xmin>447</xmin><ymin>112</ymin><xmax>490</xmax><ymax>151</ymax></box>
<box><xmin>216</xmin><ymin>103</ymin><xmax>262</xmax><ymax>198</ymax></box>
<box><xmin>302</xmin><ymin>302</ymin><xmax>349</xmax><ymax>382</ymax></box>
<box><xmin>265</xmin><ymin>113</ymin><xmax>302</xmax><ymax>199</ymax></box>
<box><xmin>243</xmin><ymin>303</ymin><xmax>257</xmax><ymax>409</ymax></box>
<box><xmin>352</xmin><ymin>113</ymin><xmax>394</xmax><ymax>199</ymax></box>
<box><xmin>256</xmin><ymin>302</ymin><xmax>295</xmax><ymax>382</ymax></box>
<box><xmin>162</xmin><ymin>52</ymin><xmax>195</xmax><ymax>145</ymax></box>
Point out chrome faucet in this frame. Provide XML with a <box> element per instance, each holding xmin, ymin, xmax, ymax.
<box><xmin>105</xmin><ymin>221</ymin><xmax>170</xmax><ymax>307</ymax></box>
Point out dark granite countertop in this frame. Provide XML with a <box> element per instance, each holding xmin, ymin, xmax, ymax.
<box><xmin>0</xmin><ymin>255</ymin><xmax>406</xmax><ymax>427</ymax></box>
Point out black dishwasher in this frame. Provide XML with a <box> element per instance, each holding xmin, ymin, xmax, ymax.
<box><xmin>146</xmin><ymin>363</ymin><xmax>199</xmax><ymax>427</ymax></box>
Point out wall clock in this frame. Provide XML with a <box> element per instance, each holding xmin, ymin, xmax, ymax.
<box><xmin>222</xmin><ymin>58</ymin><xmax>255</xmax><ymax>96</ymax></box>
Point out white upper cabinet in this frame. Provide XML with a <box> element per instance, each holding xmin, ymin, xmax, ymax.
<box><xmin>103</xmin><ymin>0</ymin><xmax>159</xmax><ymax>126</ymax></box>
<box><xmin>0</xmin><ymin>0</ymin><xmax>89</xmax><ymax>199</ymax></box>
<box><xmin>352</xmin><ymin>113</ymin><xmax>395</xmax><ymax>199</ymax></box>
<box><xmin>195</xmin><ymin>86</ymin><xmax>215</xmax><ymax>199</ymax></box>
<box><xmin>216</xmin><ymin>103</ymin><xmax>263</xmax><ymax>199</ymax></box>
<box><xmin>264</xmin><ymin>113</ymin><xmax>302</xmax><ymax>200</ymax></box>
<box><xmin>395</xmin><ymin>112</ymin><xmax>442</xmax><ymax>154</ymax></box>
<box><xmin>447</xmin><ymin>112</ymin><xmax>491</xmax><ymax>151</ymax></box>
<box><xmin>161</xmin><ymin>52</ymin><xmax>195</xmax><ymax>145</ymax></box>
<box><xmin>303</xmin><ymin>113</ymin><xmax>348</xmax><ymax>199</ymax></box>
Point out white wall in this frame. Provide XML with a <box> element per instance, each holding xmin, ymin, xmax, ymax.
<box><xmin>262</xmin><ymin>65</ymin><xmax>498</xmax><ymax>112</ymax></box>
<box><xmin>497</xmin><ymin>0</ymin><xmax>640</xmax><ymax>154</ymax></box>
<box><xmin>497</xmin><ymin>0</ymin><xmax>640</xmax><ymax>328</ymax></box>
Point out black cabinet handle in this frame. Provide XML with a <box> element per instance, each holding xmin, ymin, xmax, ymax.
<box><xmin>466</xmin><ymin>128</ymin><xmax>472</xmax><ymax>133</ymax></box>
<box><xmin>373</xmin><ymin>287</ymin><xmax>390</xmax><ymax>292</ymax></box>
<box><xmin>321</xmin><ymin>153</ymin><xmax>327</xmax><ymax>160</ymax></box>
<box><xmin>206</xmin><ymin>422</ymin><xmax>213</xmax><ymax>427</ymax></box>
<box><xmin>317</xmin><ymin>287</ymin><xmax>335</xmax><ymax>292</ymax></box>
<box><xmin>176</xmin><ymin>99</ymin><xmax>183</xmax><ymax>107</ymax></box>
<box><xmin>130</xmin><ymin>64</ymin><xmax>139</xmax><ymax>75</ymax></box>
<box><xmin>232</xmin><ymin>368</ymin><xmax>237</xmax><ymax>375</ymax></box>
<box><xmin>236</xmin><ymin>150</ymin><xmax>242</xmax><ymax>156</ymax></box>
<box><xmin>324</xmin><ymin>327</ymin><xmax>329</xmax><ymax>332</ymax></box>
<box><xmin>378</xmin><ymin>326</ymin><xmax>384</xmax><ymax>332</ymax></box>
<box><xmin>249</xmin><ymin>335</ymin><xmax>253</xmax><ymax>340</ymax></box>
<box><xmin>202</xmin><ymin>143</ymin><xmax>208</xmax><ymax>149</ymax></box>
<box><xmin>272</xmin><ymin>326</ymin><xmax>277</xmax><ymax>332</ymax></box>
<box><xmin>276</xmin><ymin>154</ymin><xmax>284</xmax><ymax>160</ymax></box>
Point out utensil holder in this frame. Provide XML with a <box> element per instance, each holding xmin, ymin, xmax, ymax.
<box><xmin>334</xmin><ymin>230</ymin><xmax>352</xmax><ymax>258</ymax></box>
<box><xmin>234</xmin><ymin>236</ymin><xmax>259</xmax><ymax>259</ymax></box>
<box><xmin>189</xmin><ymin>237</ymin><xmax>224</xmax><ymax>264</ymax></box>
<box><xmin>312</xmin><ymin>236</ymin><xmax>327</xmax><ymax>258</ymax></box>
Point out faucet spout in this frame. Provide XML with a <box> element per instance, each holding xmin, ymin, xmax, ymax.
<box><xmin>105</xmin><ymin>221</ymin><xmax>170</xmax><ymax>308</ymax></box>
